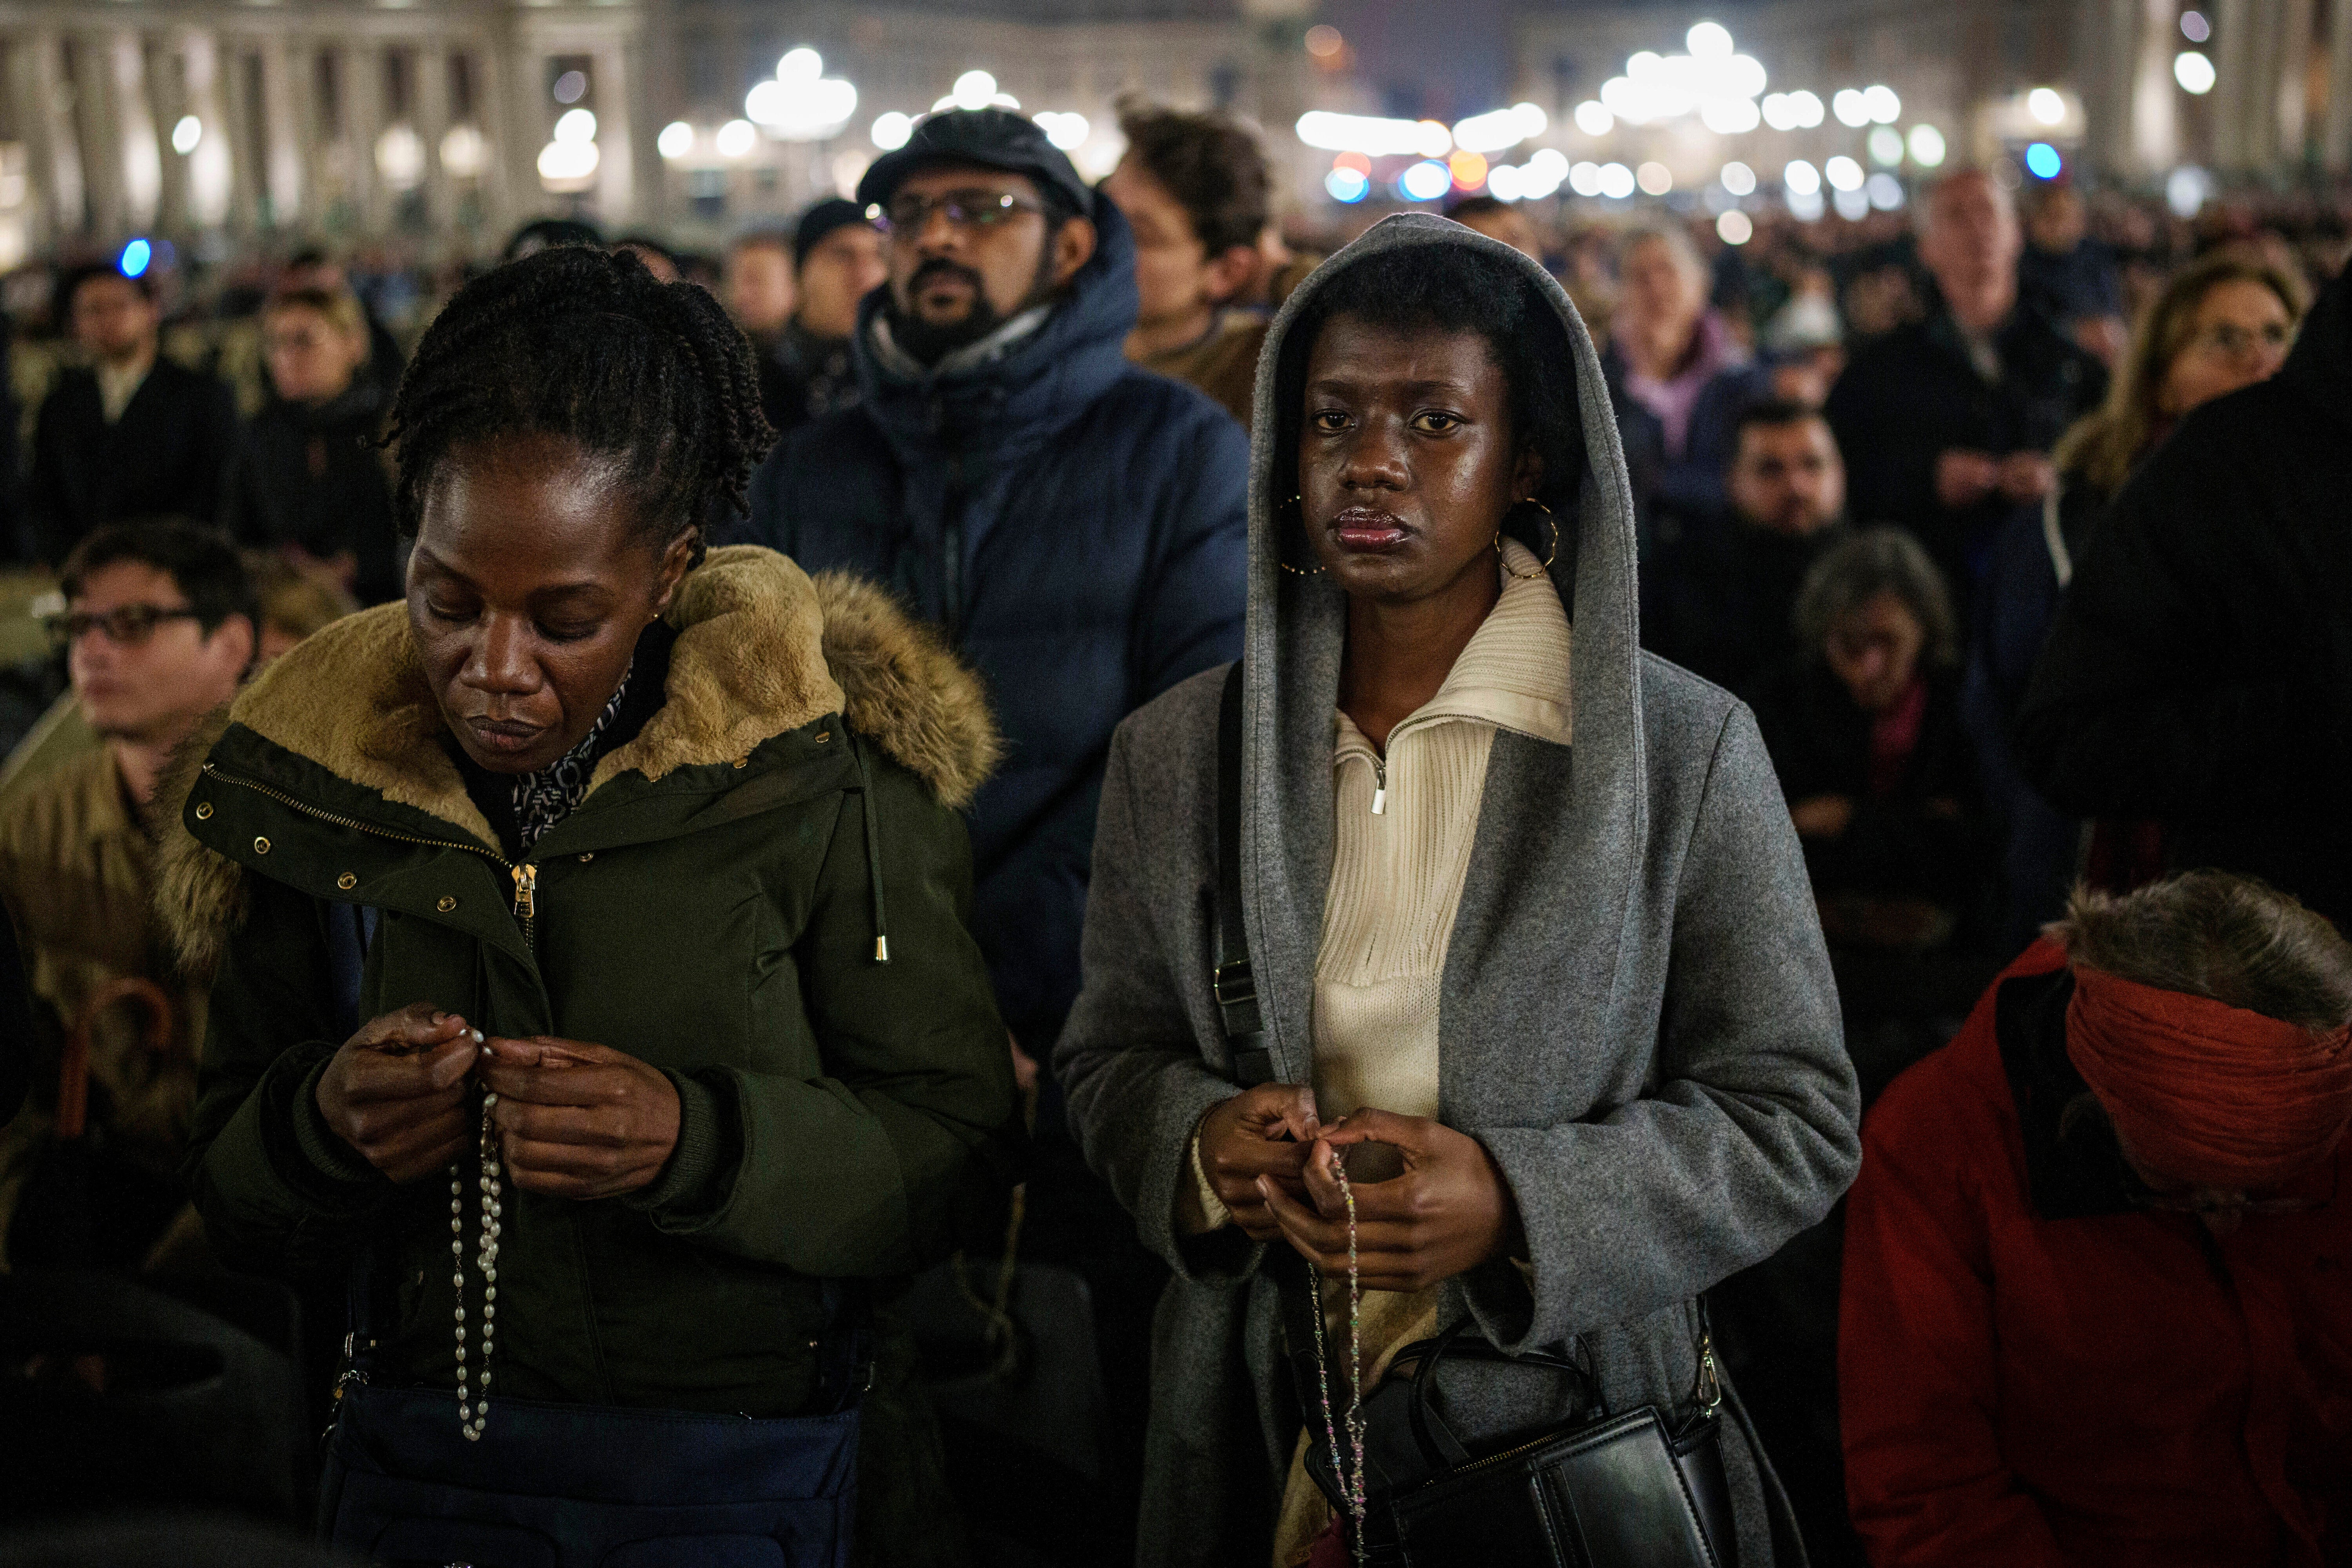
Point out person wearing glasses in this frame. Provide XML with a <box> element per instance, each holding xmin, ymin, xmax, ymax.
<box><xmin>745</xmin><ymin>107</ymin><xmax>1249</xmax><ymax>1549</ymax></box>
<box><xmin>0</xmin><ymin>520</ymin><xmax>256</xmax><ymax>1271</ymax></box>
<box><xmin>1841</xmin><ymin>870</ymin><xmax>2352</xmax><ymax>1565</ymax></box>
<box><xmin>1966</xmin><ymin>254</ymin><xmax>2307</xmax><ymax>951</ymax></box>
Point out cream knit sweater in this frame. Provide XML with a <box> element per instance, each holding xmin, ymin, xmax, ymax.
<box><xmin>1179</xmin><ymin>539</ymin><xmax>1573</xmax><ymax>1563</ymax></box>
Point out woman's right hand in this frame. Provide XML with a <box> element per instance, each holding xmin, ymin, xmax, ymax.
<box><xmin>1198</xmin><ymin>1083</ymin><xmax>1319</xmax><ymax>1241</ymax></box>
<box><xmin>314</xmin><ymin>1004</ymin><xmax>482</xmax><ymax>1182</ymax></box>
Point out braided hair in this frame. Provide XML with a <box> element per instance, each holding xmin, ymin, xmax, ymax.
<box><xmin>388</xmin><ymin>245</ymin><xmax>771</xmax><ymax>570</ymax></box>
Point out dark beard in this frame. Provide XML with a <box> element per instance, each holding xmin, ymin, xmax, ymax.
<box><xmin>885</xmin><ymin>252</ymin><xmax>1058</xmax><ymax>365</ymax></box>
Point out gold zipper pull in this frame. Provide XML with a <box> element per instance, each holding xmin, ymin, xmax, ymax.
<box><xmin>511</xmin><ymin>863</ymin><xmax>537</xmax><ymax>919</ymax></box>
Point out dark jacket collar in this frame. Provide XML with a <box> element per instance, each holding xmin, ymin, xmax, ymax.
<box><xmin>1994</xmin><ymin>965</ymin><xmax>2151</xmax><ymax>1220</ymax></box>
<box><xmin>2278</xmin><ymin>263</ymin><xmax>2351</xmax><ymax>432</ymax></box>
<box><xmin>848</xmin><ymin>196</ymin><xmax>1142</xmax><ymax>465</ymax></box>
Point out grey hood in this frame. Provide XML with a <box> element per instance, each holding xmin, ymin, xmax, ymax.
<box><xmin>1234</xmin><ymin>212</ymin><xmax>1646</xmax><ymax>1084</ymax></box>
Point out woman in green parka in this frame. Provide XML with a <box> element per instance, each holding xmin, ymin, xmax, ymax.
<box><xmin>156</xmin><ymin>245</ymin><xmax>1021</xmax><ymax>1564</ymax></box>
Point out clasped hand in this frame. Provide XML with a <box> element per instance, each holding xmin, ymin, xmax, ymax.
<box><xmin>316</xmin><ymin>1003</ymin><xmax>681</xmax><ymax>1198</ymax></box>
<box><xmin>1199</xmin><ymin>1085</ymin><xmax>1521</xmax><ymax>1293</ymax></box>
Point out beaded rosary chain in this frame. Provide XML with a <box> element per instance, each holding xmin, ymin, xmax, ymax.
<box><xmin>452</xmin><ymin>1089</ymin><xmax>502</xmax><ymax>1441</ymax></box>
<box><xmin>1306</xmin><ymin>1154</ymin><xmax>1368</xmax><ymax>1565</ymax></box>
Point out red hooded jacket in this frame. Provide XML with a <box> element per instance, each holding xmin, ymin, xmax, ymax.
<box><xmin>1840</xmin><ymin>941</ymin><xmax>2352</xmax><ymax>1565</ymax></box>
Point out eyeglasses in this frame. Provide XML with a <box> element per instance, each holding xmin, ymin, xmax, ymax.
<box><xmin>2187</xmin><ymin>321</ymin><xmax>2292</xmax><ymax>359</ymax></box>
<box><xmin>44</xmin><ymin>603</ymin><xmax>203</xmax><ymax>648</ymax></box>
<box><xmin>871</xmin><ymin>189</ymin><xmax>1045</xmax><ymax>235</ymax></box>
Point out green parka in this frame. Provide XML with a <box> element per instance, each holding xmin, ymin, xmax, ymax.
<box><xmin>158</xmin><ymin>547</ymin><xmax>1019</xmax><ymax>1536</ymax></box>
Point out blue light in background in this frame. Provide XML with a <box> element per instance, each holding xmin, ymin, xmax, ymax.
<box><xmin>2024</xmin><ymin>142</ymin><xmax>2063</xmax><ymax>179</ymax></box>
<box><xmin>118</xmin><ymin>238</ymin><xmax>152</xmax><ymax>278</ymax></box>
<box><xmin>1324</xmin><ymin>167</ymin><xmax>1370</xmax><ymax>203</ymax></box>
<box><xmin>1398</xmin><ymin>160</ymin><xmax>1451</xmax><ymax>201</ymax></box>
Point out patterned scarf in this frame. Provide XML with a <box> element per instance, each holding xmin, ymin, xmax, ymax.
<box><xmin>510</xmin><ymin>661</ymin><xmax>633</xmax><ymax>851</ymax></box>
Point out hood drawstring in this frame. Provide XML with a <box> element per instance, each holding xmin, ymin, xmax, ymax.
<box><xmin>848</xmin><ymin>731</ymin><xmax>891</xmax><ymax>963</ymax></box>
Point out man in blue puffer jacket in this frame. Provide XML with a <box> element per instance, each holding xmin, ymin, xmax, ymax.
<box><xmin>749</xmin><ymin>102</ymin><xmax>1247</xmax><ymax>1074</ymax></box>
<box><xmin>745</xmin><ymin>106</ymin><xmax>1248</xmax><ymax>1550</ymax></box>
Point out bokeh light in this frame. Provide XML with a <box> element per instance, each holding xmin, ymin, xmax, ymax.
<box><xmin>1716</xmin><ymin>209</ymin><xmax>1753</xmax><ymax>245</ymax></box>
<box><xmin>1719</xmin><ymin>160</ymin><xmax>1756</xmax><ymax>195</ymax></box>
<box><xmin>2024</xmin><ymin>142</ymin><xmax>2063</xmax><ymax>179</ymax></box>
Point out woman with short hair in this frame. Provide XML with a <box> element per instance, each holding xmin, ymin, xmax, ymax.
<box><xmin>167</xmin><ymin>245</ymin><xmax>1020</xmax><ymax>1566</ymax></box>
<box><xmin>1841</xmin><ymin>871</ymin><xmax>2352</xmax><ymax>1565</ymax></box>
<box><xmin>1056</xmin><ymin>212</ymin><xmax>1857</xmax><ymax>1567</ymax></box>
<box><xmin>1746</xmin><ymin>528</ymin><xmax>1992</xmax><ymax>969</ymax></box>
<box><xmin>228</xmin><ymin>287</ymin><xmax>403</xmax><ymax>603</ymax></box>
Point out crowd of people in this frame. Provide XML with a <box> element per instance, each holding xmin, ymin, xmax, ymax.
<box><xmin>0</xmin><ymin>88</ymin><xmax>2347</xmax><ymax>1568</ymax></box>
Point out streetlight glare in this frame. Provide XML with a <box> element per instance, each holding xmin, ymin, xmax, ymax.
<box><xmin>715</xmin><ymin>119</ymin><xmax>757</xmax><ymax>159</ymax></box>
<box><xmin>1862</xmin><ymin>85</ymin><xmax>1902</xmax><ymax>123</ymax></box>
<box><xmin>2029</xmin><ymin>87</ymin><xmax>2066</xmax><ymax>125</ymax></box>
<box><xmin>2174</xmin><ymin>52</ymin><xmax>2217</xmax><ymax>94</ymax></box>
<box><xmin>1832</xmin><ymin>90</ymin><xmax>1869</xmax><ymax>127</ymax></box>
<box><xmin>871</xmin><ymin>112</ymin><xmax>914</xmax><ymax>151</ymax></box>
<box><xmin>1687</xmin><ymin>21</ymin><xmax>1733</xmax><ymax>58</ymax></box>
<box><xmin>171</xmin><ymin>115</ymin><xmax>202</xmax><ymax>156</ymax></box>
<box><xmin>1907</xmin><ymin>124</ymin><xmax>1947</xmax><ymax>167</ymax></box>
<box><xmin>1720</xmin><ymin>160</ymin><xmax>1756</xmax><ymax>195</ymax></box>
<box><xmin>1716</xmin><ymin>209</ymin><xmax>1753</xmax><ymax>245</ymax></box>
<box><xmin>1574</xmin><ymin>100</ymin><xmax>1614</xmax><ymax>136</ymax></box>
<box><xmin>953</xmin><ymin>71</ymin><xmax>998</xmax><ymax>111</ymax></box>
<box><xmin>1824</xmin><ymin>155</ymin><xmax>1864</xmax><ymax>192</ymax></box>
<box><xmin>554</xmin><ymin>109</ymin><xmax>597</xmax><ymax>144</ymax></box>
<box><xmin>1783</xmin><ymin>159</ymin><xmax>1821</xmax><ymax>196</ymax></box>
<box><xmin>778</xmin><ymin>48</ymin><xmax>822</xmax><ymax>81</ymax></box>
<box><xmin>657</xmin><ymin>121</ymin><xmax>694</xmax><ymax>160</ymax></box>
<box><xmin>1636</xmin><ymin>161</ymin><xmax>1673</xmax><ymax>194</ymax></box>
<box><xmin>1868</xmin><ymin>126</ymin><xmax>1905</xmax><ymax>166</ymax></box>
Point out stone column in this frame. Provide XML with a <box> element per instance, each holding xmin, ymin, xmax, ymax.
<box><xmin>149</xmin><ymin>36</ymin><xmax>190</xmax><ymax>229</ymax></box>
<box><xmin>2326</xmin><ymin>0</ymin><xmax>2352</xmax><ymax>173</ymax></box>
<box><xmin>2208</xmin><ymin>0</ymin><xmax>2256</xmax><ymax>170</ymax></box>
<box><xmin>342</xmin><ymin>42</ymin><xmax>384</xmax><ymax>234</ymax></box>
<box><xmin>106</xmin><ymin>29</ymin><xmax>162</xmax><ymax>230</ymax></box>
<box><xmin>257</xmin><ymin>33</ymin><xmax>304</xmax><ymax>230</ymax></box>
<box><xmin>413</xmin><ymin>36</ymin><xmax>453</xmax><ymax>233</ymax></box>
<box><xmin>592</xmin><ymin>36</ymin><xmax>635</xmax><ymax>225</ymax></box>
<box><xmin>2271</xmin><ymin>0</ymin><xmax>2315</xmax><ymax>171</ymax></box>
<box><xmin>180</xmin><ymin>30</ymin><xmax>235</xmax><ymax>229</ymax></box>
<box><xmin>2126</xmin><ymin>0</ymin><xmax>2179</xmax><ymax>176</ymax></box>
<box><xmin>16</xmin><ymin>28</ymin><xmax>83</xmax><ymax>242</ymax></box>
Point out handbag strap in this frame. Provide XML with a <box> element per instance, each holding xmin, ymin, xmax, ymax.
<box><xmin>1397</xmin><ymin>1317</ymin><xmax>1598</xmax><ymax>1472</ymax></box>
<box><xmin>1214</xmin><ymin>662</ymin><xmax>1273</xmax><ymax>1088</ymax></box>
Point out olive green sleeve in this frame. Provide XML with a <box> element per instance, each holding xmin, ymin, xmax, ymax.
<box><xmin>625</xmin><ymin>753</ymin><xmax>1024</xmax><ymax>1276</ymax></box>
<box><xmin>181</xmin><ymin>873</ymin><xmax>388</xmax><ymax>1265</ymax></box>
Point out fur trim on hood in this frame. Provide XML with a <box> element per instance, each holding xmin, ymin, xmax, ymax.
<box><xmin>156</xmin><ymin>546</ymin><xmax>997</xmax><ymax>976</ymax></box>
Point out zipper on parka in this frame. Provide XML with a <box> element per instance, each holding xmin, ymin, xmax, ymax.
<box><xmin>201</xmin><ymin>762</ymin><xmax>535</xmax><ymax>945</ymax></box>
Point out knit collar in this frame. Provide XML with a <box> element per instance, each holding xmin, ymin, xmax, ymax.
<box><xmin>1335</xmin><ymin>537</ymin><xmax>1574</xmax><ymax>754</ymax></box>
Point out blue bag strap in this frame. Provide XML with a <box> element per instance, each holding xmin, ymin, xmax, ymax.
<box><xmin>325</xmin><ymin>902</ymin><xmax>379</xmax><ymax>1045</ymax></box>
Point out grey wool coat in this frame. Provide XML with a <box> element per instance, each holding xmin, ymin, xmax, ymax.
<box><xmin>1053</xmin><ymin>214</ymin><xmax>1861</xmax><ymax>1567</ymax></box>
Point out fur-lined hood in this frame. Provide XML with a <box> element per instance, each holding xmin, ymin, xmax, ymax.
<box><xmin>158</xmin><ymin>546</ymin><xmax>997</xmax><ymax>975</ymax></box>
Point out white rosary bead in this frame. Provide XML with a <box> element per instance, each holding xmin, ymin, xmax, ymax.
<box><xmin>452</xmin><ymin>1093</ymin><xmax>503</xmax><ymax>1442</ymax></box>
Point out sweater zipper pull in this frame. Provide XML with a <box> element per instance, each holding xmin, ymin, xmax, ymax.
<box><xmin>510</xmin><ymin>863</ymin><xmax>537</xmax><ymax>920</ymax></box>
<box><xmin>1371</xmin><ymin>757</ymin><xmax>1387</xmax><ymax>816</ymax></box>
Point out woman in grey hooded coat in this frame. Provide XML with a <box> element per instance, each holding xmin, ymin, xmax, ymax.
<box><xmin>1054</xmin><ymin>213</ymin><xmax>1859</xmax><ymax>1566</ymax></box>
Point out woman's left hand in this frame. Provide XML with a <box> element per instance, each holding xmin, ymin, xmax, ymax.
<box><xmin>479</xmin><ymin>1037</ymin><xmax>682</xmax><ymax>1199</ymax></box>
<box><xmin>1256</xmin><ymin>1108</ymin><xmax>1523</xmax><ymax>1292</ymax></box>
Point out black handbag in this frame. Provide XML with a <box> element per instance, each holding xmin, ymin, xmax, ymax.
<box><xmin>1212</xmin><ymin>665</ymin><xmax>1737</xmax><ymax>1568</ymax></box>
<box><xmin>1297</xmin><ymin>1314</ymin><xmax>1735</xmax><ymax>1568</ymax></box>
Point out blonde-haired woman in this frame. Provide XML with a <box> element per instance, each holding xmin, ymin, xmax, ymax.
<box><xmin>1966</xmin><ymin>254</ymin><xmax>2307</xmax><ymax>949</ymax></box>
<box><xmin>227</xmin><ymin>287</ymin><xmax>401</xmax><ymax>603</ymax></box>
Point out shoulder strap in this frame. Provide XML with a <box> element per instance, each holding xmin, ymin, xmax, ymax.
<box><xmin>1214</xmin><ymin>663</ymin><xmax>1273</xmax><ymax>1088</ymax></box>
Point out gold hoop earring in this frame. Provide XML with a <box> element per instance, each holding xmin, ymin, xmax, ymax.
<box><xmin>1497</xmin><ymin>498</ymin><xmax>1559</xmax><ymax>581</ymax></box>
<box><xmin>1279</xmin><ymin>494</ymin><xmax>1325</xmax><ymax>576</ymax></box>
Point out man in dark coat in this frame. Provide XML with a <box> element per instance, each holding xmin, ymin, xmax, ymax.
<box><xmin>26</xmin><ymin>266</ymin><xmax>240</xmax><ymax>564</ymax></box>
<box><xmin>757</xmin><ymin>198</ymin><xmax>887</xmax><ymax>442</ymax></box>
<box><xmin>748</xmin><ymin>106</ymin><xmax>1248</xmax><ymax>1065</ymax></box>
<box><xmin>1825</xmin><ymin>170</ymin><xmax>2104</xmax><ymax>604</ymax></box>
<box><xmin>744</xmin><ymin>106</ymin><xmax>1248</xmax><ymax>1546</ymax></box>
<box><xmin>1650</xmin><ymin>397</ymin><xmax>1850</xmax><ymax>691</ymax></box>
<box><xmin>2016</xmin><ymin>264</ymin><xmax>2352</xmax><ymax>930</ymax></box>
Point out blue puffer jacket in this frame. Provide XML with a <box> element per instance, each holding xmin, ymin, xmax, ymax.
<box><xmin>745</xmin><ymin>198</ymin><xmax>1250</xmax><ymax>1044</ymax></box>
